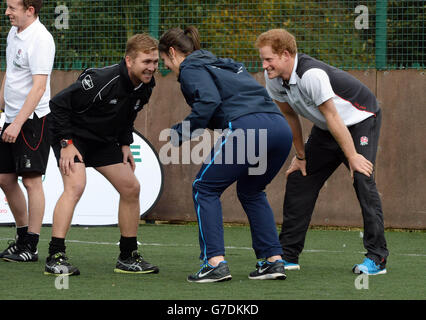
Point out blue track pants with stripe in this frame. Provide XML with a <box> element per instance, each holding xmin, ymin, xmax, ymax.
<box><xmin>192</xmin><ymin>112</ymin><xmax>293</xmax><ymax>261</ymax></box>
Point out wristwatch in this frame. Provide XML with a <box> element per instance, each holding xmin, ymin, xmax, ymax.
<box><xmin>60</xmin><ymin>139</ymin><xmax>73</xmax><ymax>148</ymax></box>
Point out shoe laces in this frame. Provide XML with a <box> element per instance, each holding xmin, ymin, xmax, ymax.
<box><xmin>131</xmin><ymin>251</ymin><xmax>144</xmax><ymax>263</ymax></box>
<box><xmin>53</xmin><ymin>252</ymin><xmax>68</xmax><ymax>264</ymax></box>
<box><xmin>255</xmin><ymin>259</ymin><xmax>268</xmax><ymax>268</ymax></box>
<box><xmin>197</xmin><ymin>260</ymin><xmax>213</xmax><ymax>275</ymax></box>
<box><xmin>256</xmin><ymin>259</ymin><xmax>283</xmax><ymax>269</ymax></box>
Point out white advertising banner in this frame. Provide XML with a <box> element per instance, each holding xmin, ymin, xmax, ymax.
<box><xmin>0</xmin><ymin>113</ymin><xmax>163</xmax><ymax>225</ymax></box>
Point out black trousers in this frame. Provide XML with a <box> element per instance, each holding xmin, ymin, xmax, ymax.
<box><xmin>279</xmin><ymin>111</ymin><xmax>389</xmax><ymax>264</ymax></box>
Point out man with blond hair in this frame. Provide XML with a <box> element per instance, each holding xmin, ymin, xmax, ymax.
<box><xmin>44</xmin><ymin>34</ymin><xmax>160</xmax><ymax>276</ymax></box>
<box><xmin>256</xmin><ymin>29</ymin><xmax>388</xmax><ymax>275</ymax></box>
<box><xmin>0</xmin><ymin>0</ymin><xmax>55</xmax><ymax>262</ymax></box>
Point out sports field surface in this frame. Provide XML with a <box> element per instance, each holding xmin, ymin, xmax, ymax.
<box><xmin>0</xmin><ymin>224</ymin><xmax>424</xmax><ymax>300</ymax></box>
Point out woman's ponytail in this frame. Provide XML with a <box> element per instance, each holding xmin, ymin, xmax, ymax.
<box><xmin>159</xmin><ymin>26</ymin><xmax>201</xmax><ymax>56</ymax></box>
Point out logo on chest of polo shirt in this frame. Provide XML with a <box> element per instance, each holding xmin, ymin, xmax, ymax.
<box><xmin>303</xmin><ymin>97</ymin><xmax>315</xmax><ymax>107</ymax></box>
<box><xmin>13</xmin><ymin>49</ymin><xmax>23</xmax><ymax>68</ymax></box>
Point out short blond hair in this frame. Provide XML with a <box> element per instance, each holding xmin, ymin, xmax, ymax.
<box><xmin>255</xmin><ymin>29</ymin><xmax>297</xmax><ymax>57</ymax></box>
<box><xmin>125</xmin><ymin>33</ymin><xmax>158</xmax><ymax>59</ymax></box>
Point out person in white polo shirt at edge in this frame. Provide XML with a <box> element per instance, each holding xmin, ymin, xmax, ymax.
<box><xmin>256</xmin><ymin>29</ymin><xmax>389</xmax><ymax>275</ymax></box>
<box><xmin>0</xmin><ymin>0</ymin><xmax>55</xmax><ymax>262</ymax></box>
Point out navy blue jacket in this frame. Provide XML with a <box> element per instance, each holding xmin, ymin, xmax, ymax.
<box><xmin>172</xmin><ymin>50</ymin><xmax>282</xmax><ymax>145</ymax></box>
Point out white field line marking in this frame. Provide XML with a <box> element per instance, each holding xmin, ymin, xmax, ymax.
<box><xmin>1</xmin><ymin>237</ymin><xmax>425</xmax><ymax>257</ymax></box>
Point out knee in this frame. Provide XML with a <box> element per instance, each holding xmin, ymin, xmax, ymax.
<box><xmin>192</xmin><ymin>179</ymin><xmax>224</xmax><ymax>199</ymax></box>
<box><xmin>287</xmin><ymin>170</ymin><xmax>306</xmax><ymax>183</ymax></box>
<box><xmin>65</xmin><ymin>182</ymin><xmax>86</xmax><ymax>202</ymax></box>
<box><xmin>21</xmin><ymin>175</ymin><xmax>42</xmax><ymax>191</ymax></box>
<box><xmin>0</xmin><ymin>175</ymin><xmax>15</xmax><ymax>189</ymax></box>
<box><xmin>192</xmin><ymin>179</ymin><xmax>205</xmax><ymax>196</ymax></box>
<box><xmin>120</xmin><ymin>179</ymin><xmax>140</xmax><ymax>200</ymax></box>
<box><xmin>353</xmin><ymin>171</ymin><xmax>375</xmax><ymax>189</ymax></box>
<box><xmin>236</xmin><ymin>184</ymin><xmax>263</xmax><ymax>203</ymax></box>
<box><xmin>192</xmin><ymin>179</ymin><xmax>200</xmax><ymax>194</ymax></box>
<box><xmin>236</xmin><ymin>190</ymin><xmax>251</xmax><ymax>203</ymax></box>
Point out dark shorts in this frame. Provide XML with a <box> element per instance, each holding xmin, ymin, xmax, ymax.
<box><xmin>51</xmin><ymin>138</ymin><xmax>124</xmax><ymax>168</ymax></box>
<box><xmin>0</xmin><ymin>114</ymin><xmax>50</xmax><ymax>175</ymax></box>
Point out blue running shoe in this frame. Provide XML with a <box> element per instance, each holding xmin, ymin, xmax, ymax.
<box><xmin>352</xmin><ymin>257</ymin><xmax>387</xmax><ymax>275</ymax></box>
<box><xmin>283</xmin><ymin>259</ymin><xmax>300</xmax><ymax>270</ymax></box>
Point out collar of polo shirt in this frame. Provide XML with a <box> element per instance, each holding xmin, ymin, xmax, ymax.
<box><xmin>280</xmin><ymin>53</ymin><xmax>298</xmax><ymax>87</ymax></box>
<box><xmin>14</xmin><ymin>17</ymin><xmax>41</xmax><ymax>40</ymax></box>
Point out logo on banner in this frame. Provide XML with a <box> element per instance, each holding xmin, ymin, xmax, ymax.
<box><xmin>360</xmin><ymin>136</ymin><xmax>369</xmax><ymax>146</ymax></box>
<box><xmin>131</xmin><ymin>145</ymin><xmax>141</xmax><ymax>163</ymax></box>
<box><xmin>1</xmin><ymin>196</ymin><xmax>8</xmax><ymax>214</ymax></box>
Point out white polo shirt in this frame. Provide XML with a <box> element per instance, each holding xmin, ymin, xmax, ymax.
<box><xmin>265</xmin><ymin>53</ymin><xmax>379</xmax><ymax>131</ymax></box>
<box><xmin>4</xmin><ymin>17</ymin><xmax>55</xmax><ymax>123</ymax></box>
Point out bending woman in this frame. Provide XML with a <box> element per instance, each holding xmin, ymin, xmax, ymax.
<box><xmin>159</xmin><ymin>26</ymin><xmax>293</xmax><ymax>283</ymax></box>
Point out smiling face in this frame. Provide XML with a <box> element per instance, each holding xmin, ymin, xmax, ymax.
<box><xmin>159</xmin><ymin>47</ymin><xmax>186</xmax><ymax>77</ymax></box>
<box><xmin>258</xmin><ymin>45</ymin><xmax>295</xmax><ymax>81</ymax></box>
<box><xmin>125</xmin><ymin>50</ymin><xmax>159</xmax><ymax>86</ymax></box>
<box><xmin>5</xmin><ymin>0</ymin><xmax>36</xmax><ymax>32</ymax></box>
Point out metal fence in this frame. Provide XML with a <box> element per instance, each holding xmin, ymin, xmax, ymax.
<box><xmin>0</xmin><ymin>0</ymin><xmax>424</xmax><ymax>72</ymax></box>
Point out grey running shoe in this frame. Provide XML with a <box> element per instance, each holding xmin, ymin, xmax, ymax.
<box><xmin>44</xmin><ymin>252</ymin><xmax>80</xmax><ymax>276</ymax></box>
<box><xmin>114</xmin><ymin>250</ymin><xmax>159</xmax><ymax>274</ymax></box>
<box><xmin>187</xmin><ymin>260</ymin><xmax>232</xmax><ymax>283</ymax></box>
<box><xmin>248</xmin><ymin>259</ymin><xmax>287</xmax><ymax>280</ymax></box>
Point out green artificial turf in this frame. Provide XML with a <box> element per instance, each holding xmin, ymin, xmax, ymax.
<box><xmin>0</xmin><ymin>224</ymin><xmax>424</xmax><ymax>300</ymax></box>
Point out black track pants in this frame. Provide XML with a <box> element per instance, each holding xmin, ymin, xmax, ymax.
<box><xmin>279</xmin><ymin>111</ymin><xmax>388</xmax><ymax>264</ymax></box>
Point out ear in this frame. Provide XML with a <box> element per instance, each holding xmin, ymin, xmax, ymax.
<box><xmin>26</xmin><ymin>6</ymin><xmax>36</xmax><ymax>17</ymax></box>
<box><xmin>279</xmin><ymin>50</ymin><xmax>292</xmax><ymax>62</ymax></box>
<box><xmin>168</xmin><ymin>47</ymin><xmax>176</xmax><ymax>59</ymax></box>
<box><xmin>125</xmin><ymin>55</ymin><xmax>132</xmax><ymax>68</ymax></box>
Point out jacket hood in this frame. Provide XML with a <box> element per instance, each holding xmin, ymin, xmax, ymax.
<box><xmin>180</xmin><ymin>50</ymin><xmax>217</xmax><ymax>69</ymax></box>
<box><xmin>179</xmin><ymin>50</ymin><xmax>244</xmax><ymax>82</ymax></box>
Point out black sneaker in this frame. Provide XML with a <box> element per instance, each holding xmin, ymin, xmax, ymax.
<box><xmin>0</xmin><ymin>240</ymin><xmax>19</xmax><ymax>258</ymax></box>
<box><xmin>3</xmin><ymin>243</ymin><xmax>38</xmax><ymax>262</ymax></box>
<box><xmin>248</xmin><ymin>259</ymin><xmax>287</xmax><ymax>280</ymax></box>
<box><xmin>187</xmin><ymin>261</ymin><xmax>232</xmax><ymax>283</ymax></box>
<box><xmin>114</xmin><ymin>250</ymin><xmax>159</xmax><ymax>274</ymax></box>
<box><xmin>44</xmin><ymin>252</ymin><xmax>80</xmax><ymax>276</ymax></box>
